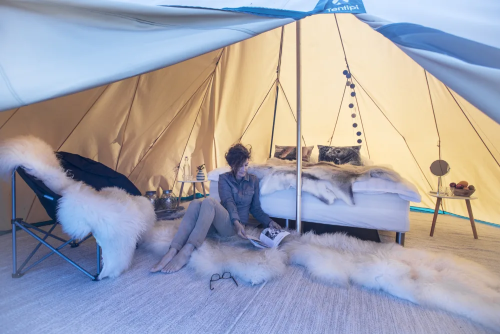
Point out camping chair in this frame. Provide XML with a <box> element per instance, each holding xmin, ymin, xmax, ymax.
<box><xmin>11</xmin><ymin>152</ymin><xmax>142</xmax><ymax>280</ymax></box>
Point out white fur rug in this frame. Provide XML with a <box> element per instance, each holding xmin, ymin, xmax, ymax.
<box><xmin>141</xmin><ymin>220</ymin><xmax>500</xmax><ymax>331</ymax></box>
<box><xmin>140</xmin><ymin>219</ymin><xmax>289</xmax><ymax>285</ymax></box>
<box><xmin>0</xmin><ymin>136</ymin><xmax>156</xmax><ymax>280</ymax></box>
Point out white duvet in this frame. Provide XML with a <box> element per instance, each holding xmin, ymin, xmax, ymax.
<box><xmin>207</xmin><ymin>163</ymin><xmax>421</xmax><ymax>203</ymax></box>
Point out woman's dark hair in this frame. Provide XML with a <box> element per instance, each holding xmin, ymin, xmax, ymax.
<box><xmin>225</xmin><ymin>143</ymin><xmax>251</xmax><ymax>172</ymax></box>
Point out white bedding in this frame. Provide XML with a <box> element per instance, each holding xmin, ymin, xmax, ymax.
<box><xmin>207</xmin><ymin>166</ymin><xmax>421</xmax><ymax>203</ymax></box>
<box><xmin>209</xmin><ymin>181</ymin><xmax>410</xmax><ymax>232</ymax></box>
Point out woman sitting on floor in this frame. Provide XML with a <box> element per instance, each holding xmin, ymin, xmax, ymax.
<box><xmin>151</xmin><ymin>143</ymin><xmax>281</xmax><ymax>273</ymax></box>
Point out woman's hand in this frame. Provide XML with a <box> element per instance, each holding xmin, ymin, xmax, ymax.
<box><xmin>269</xmin><ymin>221</ymin><xmax>281</xmax><ymax>230</ymax></box>
<box><xmin>234</xmin><ymin>220</ymin><xmax>248</xmax><ymax>239</ymax></box>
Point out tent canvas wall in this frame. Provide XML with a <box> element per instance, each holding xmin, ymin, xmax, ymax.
<box><xmin>1</xmin><ymin>0</ymin><xmax>499</xmax><ymax>231</ymax></box>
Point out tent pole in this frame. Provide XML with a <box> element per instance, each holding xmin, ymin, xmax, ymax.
<box><xmin>269</xmin><ymin>27</ymin><xmax>285</xmax><ymax>159</ymax></box>
<box><xmin>269</xmin><ymin>83</ymin><xmax>279</xmax><ymax>158</ymax></box>
<box><xmin>295</xmin><ymin>20</ymin><xmax>303</xmax><ymax>234</ymax></box>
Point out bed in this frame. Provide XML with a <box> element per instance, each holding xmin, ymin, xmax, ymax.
<box><xmin>207</xmin><ymin>161</ymin><xmax>421</xmax><ymax>245</ymax></box>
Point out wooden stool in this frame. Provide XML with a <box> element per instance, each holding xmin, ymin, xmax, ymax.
<box><xmin>429</xmin><ymin>193</ymin><xmax>478</xmax><ymax>239</ymax></box>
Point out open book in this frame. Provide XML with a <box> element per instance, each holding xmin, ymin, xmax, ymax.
<box><xmin>247</xmin><ymin>227</ymin><xmax>290</xmax><ymax>249</ymax></box>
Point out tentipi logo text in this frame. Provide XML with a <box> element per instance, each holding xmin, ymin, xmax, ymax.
<box><xmin>326</xmin><ymin>0</ymin><xmax>362</xmax><ymax>12</ymax></box>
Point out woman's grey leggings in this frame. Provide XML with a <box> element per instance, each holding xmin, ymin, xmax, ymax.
<box><xmin>170</xmin><ymin>197</ymin><xmax>236</xmax><ymax>250</ymax></box>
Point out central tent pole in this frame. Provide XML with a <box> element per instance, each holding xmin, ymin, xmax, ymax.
<box><xmin>295</xmin><ymin>20</ymin><xmax>303</xmax><ymax>234</ymax></box>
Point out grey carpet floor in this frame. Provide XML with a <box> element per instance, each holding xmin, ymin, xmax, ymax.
<box><xmin>1</xmin><ymin>211</ymin><xmax>499</xmax><ymax>334</ymax></box>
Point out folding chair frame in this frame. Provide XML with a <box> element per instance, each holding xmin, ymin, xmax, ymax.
<box><xmin>11</xmin><ymin>170</ymin><xmax>101</xmax><ymax>280</ymax></box>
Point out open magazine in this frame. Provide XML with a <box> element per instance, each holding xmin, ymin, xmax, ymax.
<box><xmin>247</xmin><ymin>227</ymin><xmax>290</xmax><ymax>249</ymax></box>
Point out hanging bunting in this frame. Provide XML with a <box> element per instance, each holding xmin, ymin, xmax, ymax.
<box><xmin>342</xmin><ymin>69</ymin><xmax>361</xmax><ymax>144</ymax></box>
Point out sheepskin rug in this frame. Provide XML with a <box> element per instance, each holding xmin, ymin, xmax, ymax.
<box><xmin>0</xmin><ymin>136</ymin><xmax>156</xmax><ymax>280</ymax></box>
<box><xmin>249</xmin><ymin>158</ymin><xmax>402</xmax><ymax>206</ymax></box>
<box><xmin>141</xmin><ymin>220</ymin><xmax>500</xmax><ymax>331</ymax></box>
<box><xmin>141</xmin><ymin>219</ymin><xmax>289</xmax><ymax>285</ymax></box>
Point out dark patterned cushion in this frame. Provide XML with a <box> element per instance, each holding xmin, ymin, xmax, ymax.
<box><xmin>274</xmin><ymin>145</ymin><xmax>314</xmax><ymax>162</ymax></box>
<box><xmin>317</xmin><ymin>145</ymin><xmax>363</xmax><ymax>166</ymax></box>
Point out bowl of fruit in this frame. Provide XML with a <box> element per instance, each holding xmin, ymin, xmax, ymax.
<box><xmin>450</xmin><ymin>181</ymin><xmax>475</xmax><ymax>197</ymax></box>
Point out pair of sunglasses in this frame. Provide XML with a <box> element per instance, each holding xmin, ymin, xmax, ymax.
<box><xmin>210</xmin><ymin>272</ymin><xmax>238</xmax><ymax>290</ymax></box>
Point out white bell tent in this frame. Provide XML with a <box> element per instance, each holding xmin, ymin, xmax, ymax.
<box><xmin>0</xmin><ymin>0</ymin><xmax>499</xmax><ymax>231</ymax></box>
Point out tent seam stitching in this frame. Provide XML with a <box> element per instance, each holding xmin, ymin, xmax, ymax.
<box><xmin>0</xmin><ymin>63</ymin><xmax>24</xmax><ymax>105</ymax></box>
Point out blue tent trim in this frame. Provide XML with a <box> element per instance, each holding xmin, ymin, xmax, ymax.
<box><xmin>376</xmin><ymin>23</ymin><xmax>500</xmax><ymax>69</ymax></box>
<box><xmin>161</xmin><ymin>0</ymin><xmax>365</xmax><ymax>20</ymax></box>
<box><xmin>410</xmin><ymin>206</ymin><xmax>499</xmax><ymax>228</ymax></box>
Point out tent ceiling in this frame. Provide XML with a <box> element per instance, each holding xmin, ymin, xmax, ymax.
<box><xmin>0</xmin><ymin>12</ymin><xmax>499</xmax><ymax>230</ymax></box>
<box><xmin>1</xmin><ymin>0</ymin><xmax>500</xmax><ymax>123</ymax></box>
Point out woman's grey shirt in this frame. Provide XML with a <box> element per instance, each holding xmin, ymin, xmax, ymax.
<box><xmin>218</xmin><ymin>172</ymin><xmax>272</xmax><ymax>227</ymax></box>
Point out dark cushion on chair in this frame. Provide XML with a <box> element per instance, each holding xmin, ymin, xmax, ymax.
<box><xmin>17</xmin><ymin>152</ymin><xmax>142</xmax><ymax>222</ymax></box>
<box><xmin>56</xmin><ymin>152</ymin><xmax>141</xmax><ymax>196</ymax></box>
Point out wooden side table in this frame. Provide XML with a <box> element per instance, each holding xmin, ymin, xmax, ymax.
<box><xmin>177</xmin><ymin>179</ymin><xmax>207</xmax><ymax>204</ymax></box>
<box><xmin>429</xmin><ymin>193</ymin><xmax>478</xmax><ymax>239</ymax></box>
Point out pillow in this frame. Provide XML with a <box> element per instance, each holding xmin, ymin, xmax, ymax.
<box><xmin>317</xmin><ymin>145</ymin><xmax>363</xmax><ymax>166</ymax></box>
<box><xmin>274</xmin><ymin>145</ymin><xmax>314</xmax><ymax>162</ymax></box>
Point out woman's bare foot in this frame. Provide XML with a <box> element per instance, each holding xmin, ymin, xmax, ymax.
<box><xmin>150</xmin><ymin>247</ymin><xmax>178</xmax><ymax>272</ymax></box>
<box><xmin>161</xmin><ymin>243</ymin><xmax>195</xmax><ymax>273</ymax></box>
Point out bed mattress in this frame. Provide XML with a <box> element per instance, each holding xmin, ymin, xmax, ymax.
<box><xmin>209</xmin><ymin>181</ymin><xmax>410</xmax><ymax>232</ymax></box>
